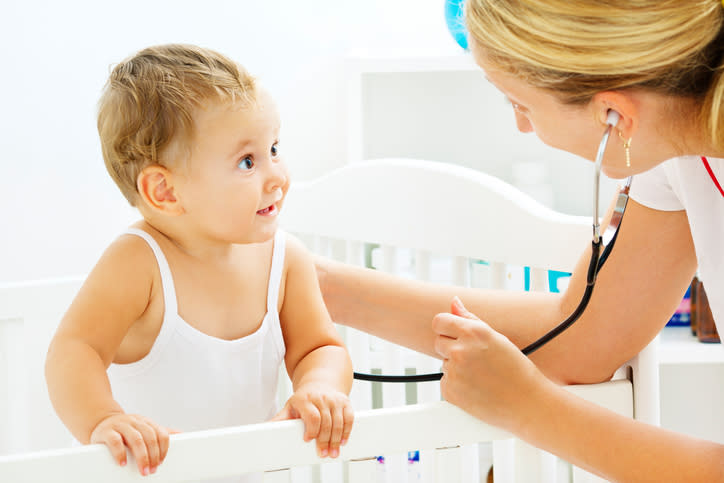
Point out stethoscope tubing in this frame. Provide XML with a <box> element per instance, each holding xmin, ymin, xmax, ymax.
<box><xmin>354</xmin><ymin>121</ymin><xmax>623</xmax><ymax>383</ymax></box>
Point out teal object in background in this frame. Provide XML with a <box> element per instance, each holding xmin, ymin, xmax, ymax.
<box><xmin>444</xmin><ymin>0</ymin><xmax>468</xmax><ymax>50</ymax></box>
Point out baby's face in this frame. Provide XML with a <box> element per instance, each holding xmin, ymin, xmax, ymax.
<box><xmin>173</xmin><ymin>89</ymin><xmax>289</xmax><ymax>245</ymax></box>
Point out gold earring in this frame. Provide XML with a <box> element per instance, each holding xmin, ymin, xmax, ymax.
<box><xmin>618</xmin><ymin>131</ymin><xmax>632</xmax><ymax>168</ymax></box>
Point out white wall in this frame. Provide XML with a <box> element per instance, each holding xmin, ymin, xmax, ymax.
<box><xmin>0</xmin><ymin>0</ymin><xmax>456</xmax><ymax>283</ymax></box>
<box><xmin>0</xmin><ymin>0</ymin><xmax>612</xmax><ymax>284</ymax></box>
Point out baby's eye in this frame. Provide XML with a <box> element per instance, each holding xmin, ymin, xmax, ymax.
<box><xmin>238</xmin><ymin>156</ymin><xmax>254</xmax><ymax>170</ymax></box>
<box><xmin>271</xmin><ymin>143</ymin><xmax>279</xmax><ymax>157</ymax></box>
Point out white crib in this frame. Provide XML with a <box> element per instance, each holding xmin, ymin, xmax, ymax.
<box><xmin>0</xmin><ymin>158</ymin><xmax>659</xmax><ymax>482</ymax></box>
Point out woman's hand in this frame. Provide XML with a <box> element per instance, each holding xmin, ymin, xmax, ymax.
<box><xmin>432</xmin><ymin>296</ymin><xmax>550</xmax><ymax>433</ymax></box>
<box><xmin>271</xmin><ymin>385</ymin><xmax>354</xmax><ymax>459</ymax></box>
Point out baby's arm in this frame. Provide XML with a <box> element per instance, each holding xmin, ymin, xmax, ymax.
<box><xmin>273</xmin><ymin>235</ymin><xmax>354</xmax><ymax>458</ymax></box>
<box><xmin>45</xmin><ymin>235</ymin><xmax>171</xmax><ymax>475</ymax></box>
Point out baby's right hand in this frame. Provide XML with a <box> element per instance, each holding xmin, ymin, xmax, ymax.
<box><xmin>90</xmin><ymin>413</ymin><xmax>174</xmax><ymax>476</ymax></box>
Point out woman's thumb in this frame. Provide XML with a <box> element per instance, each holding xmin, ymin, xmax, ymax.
<box><xmin>451</xmin><ymin>296</ymin><xmax>476</xmax><ymax>318</ymax></box>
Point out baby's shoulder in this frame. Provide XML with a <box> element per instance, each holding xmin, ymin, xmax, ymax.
<box><xmin>280</xmin><ymin>232</ymin><xmax>313</xmax><ymax>271</ymax></box>
<box><xmin>90</xmin><ymin>230</ymin><xmax>160</xmax><ymax>285</ymax></box>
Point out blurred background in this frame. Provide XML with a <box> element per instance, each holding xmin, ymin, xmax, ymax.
<box><xmin>0</xmin><ymin>0</ymin><xmax>615</xmax><ymax>283</ymax></box>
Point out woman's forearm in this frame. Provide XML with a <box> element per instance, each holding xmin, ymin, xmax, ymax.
<box><xmin>520</xmin><ymin>379</ymin><xmax>724</xmax><ymax>482</ymax></box>
<box><xmin>316</xmin><ymin>256</ymin><xmax>563</xmax><ymax>359</ymax></box>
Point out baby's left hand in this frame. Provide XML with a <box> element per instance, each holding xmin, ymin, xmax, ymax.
<box><xmin>271</xmin><ymin>385</ymin><xmax>354</xmax><ymax>458</ymax></box>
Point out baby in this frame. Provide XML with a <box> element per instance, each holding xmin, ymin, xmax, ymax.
<box><xmin>45</xmin><ymin>44</ymin><xmax>353</xmax><ymax>480</ymax></box>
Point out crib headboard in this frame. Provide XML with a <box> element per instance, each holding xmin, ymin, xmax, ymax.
<box><xmin>281</xmin><ymin>157</ymin><xmax>591</xmax><ymax>272</ymax></box>
<box><xmin>0</xmin><ymin>277</ymin><xmax>82</xmax><ymax>454</ymax></box>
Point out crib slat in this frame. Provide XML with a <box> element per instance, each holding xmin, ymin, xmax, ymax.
<box><xmin>489</xmin><ymin>262</ymin><xmax>506</xmax><ymax>290</ymax></box>
<box><xmin>529</xmin><ymin>267</ymin><xmax>548</xmax><ymax>292</ymax></box>
<box><xmin>381</xmin><ymin>343</ymin><xmax>405</xmax><ymax>407</ymax></box>
<box><xmin>345</xmin><ymin>240</ymin><xmax>364</xmax><ymax>267</ymax></box>
<box><xmin>319</xmin><ymin>460</ymin><xmax>343</xmax><ymax>483</ymax></box>
<box><xmin>290</xmin><ymin>465</ymin><xmax>313</xmax><ymax>483</ymax></box>
<box><xmin>377</xmin><ymin>245</ymin><xmax>406</xmax><ymax>410</ymax></box>
<box><xmin>344</xmin><ymin>240</ymin><xmax>373</xmax><ymax>411</ymax></box>
<box><xmin>318</xmin><ymin>236</ymin><xmax>331</xmax><ymax>258</ymax></box>
<box><xmin>348</xmin><ymin>328</ymin><xmax>373</xmax><ymax>411</ymax></box>
<box><xmin>435</xmin><ymin>446</ymin><xmax>462</xmax><ymax>482</ymax></box>
<box><xmin>0</xmin><ymin>317</ymin><xmax>26</xmax><ymax>455</ymax></box>
<box><xmin>347</xmin><ymin>458</ymin><xmax>377</xmax><ymax>483</ymax></box>
<box><xmin>415</xmin><ymin>355</ymin><xmax>441</xmax><ymax>404</ymax></box>
<box><xmin>433</xmin><ymin>444</ymin><xmax>481</xmax><ymax>483</ymax></box>
<box><xmin>412</xmin><ymin>249</ymin><xmax>441</xmax><ymax>405</ymax></box>
<box><xmin>452</xmin><ymin>256</ymin><xmax>468</xmax><ymax>287</ymax></box>
<box><xmin>511</xmin><ymin>439</ymin><xmax>548</xmax><ymax>483</ymax></box>
<box><xmin>460</xmin><ymin>444</ymin><xmax>480</xmax><ymax>483</ymax></box>
<box><xmin>263</xmin><ymin>468</ymin><xmax>290</xmax><ymax>483</ymax></box>
<box><xmin>414</xmin><ymin>250</ymin><xmax>430</xmax><ymax>281</ymax></box>
<box><xmin>419</xmin><ymin>449</ymin><xmax>435</xmax><ymax>483</ymax></box>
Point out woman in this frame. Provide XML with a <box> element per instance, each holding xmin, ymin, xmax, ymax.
<box><xmin>317</xmin><ymin>1</ymin><xmax>724</xmax><ymax>480</ymax></box>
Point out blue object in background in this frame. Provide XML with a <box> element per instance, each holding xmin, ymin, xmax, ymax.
<box><xmin>667</xmin><ymin>284</ymin><xmax>692</xmax><ymax>327</ymax></box>
<box><xmin>547</xmin><ymin>270</ymin><xmax>572</xmax><ymax>293</ymax></box>
<box><xmin>444</xmin><ymin>0</ymin><xmax>468</xmax><ymax>50</ymax></box>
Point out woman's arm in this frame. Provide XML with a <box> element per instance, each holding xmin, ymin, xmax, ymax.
<box><xmin>316</xmin><ymin>196</ymin><xmax>697</xmax><ymax>384</ymax></box>
<box><xmin>433</xmin><ymin>299</ymin><xmax>724</xmax><ymax>482</ymax></box>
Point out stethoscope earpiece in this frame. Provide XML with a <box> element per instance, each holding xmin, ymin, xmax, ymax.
<box><xmin>606</xmin><ymin>110</ymin><xmax>620</xmax><ymax>127</ymax></box>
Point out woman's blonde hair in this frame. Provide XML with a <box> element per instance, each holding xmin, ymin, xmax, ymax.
<box><xmin>466</xmin><ymin>0</ymin><xmax>724</xmax><ymax>149</ymax></box>
<box><xmin>97</xmin><ymin>44</ymin><xmax>257</xmax><ymax>205</ymax></box>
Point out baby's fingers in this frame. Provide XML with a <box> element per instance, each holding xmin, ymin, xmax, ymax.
<box><xmin>315</xmin><ymin>403</ymin><xmax>333</xmax><ymax>458</ymax></box>
<box><xmin>141</xmin><ymin>417</ymin><xmax>172</xmax><ymax>467</ymax></box>
<box><xmin>326</xmin><ymin>404</ymin><xmax>344</xmax><ymax>458</ymax></box>
<box><xmin>98</xmin><ymin>430</ymin><xmax>128</xmax><ymax>468</ymax></box>
<box><xmin>327</xmin><ymin>403</ymin><xmax>354</xmax><ymax>458</ymax></box>
<box><xmin>296</xmin><ymin>400</ymin><xmax>321</xmax><ymax>443</ymax></box>
<box><xmin>118</xmin><ymin>423</ymin><xmax>153</xmax><ymax>476</ymax></box>
<box><xmin>340</xmin><ymin>404</ymin><xmax>354</xmax><ymax>447</ymax></box>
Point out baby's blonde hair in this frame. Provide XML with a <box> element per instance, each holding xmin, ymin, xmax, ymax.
<box><xmin>466</xmin><ymin>0</ymin><xmax>724</xmax><ymax>149</ymax></box>
<box><xmin>97</xmin><ymin>44</ymin><xmax>257</xmax><ymax>205</ymax></box>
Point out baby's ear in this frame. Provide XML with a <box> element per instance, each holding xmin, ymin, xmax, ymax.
<box><xmin>137</xmin><ymin>165</ymin><xmax>184</xmax><ymax>216</ymax></box>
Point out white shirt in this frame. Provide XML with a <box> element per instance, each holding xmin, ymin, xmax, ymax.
<box><xmin>629</xmin><ymin>156</ymin><xmax>724</xmax><ymax>334</ymax></box>
<box><xmin>107</xmin><ymin>228</ymin><xmax>287</xmax><ymax>483</ymax></box>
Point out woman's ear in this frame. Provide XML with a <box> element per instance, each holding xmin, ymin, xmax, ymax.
<box><xmin>136</xmin><ymin>165</ymin><xmax>184</xmax><ymax>216</ymax></box>
<box><xmin>592</xmin><ymin>91</ymin><xmax>638</xmax><ymax>139</ymax></box>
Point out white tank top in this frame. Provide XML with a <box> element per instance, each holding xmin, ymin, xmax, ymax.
<box><xmin>107</xmin><ymin>229</ymin><xmax>287</xmax><ymax>482</ymax></box>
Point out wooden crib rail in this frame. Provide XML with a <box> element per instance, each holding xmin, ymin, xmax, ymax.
<box><xmin>0</xmin><ymin>381</ymin><xmax>632</xmax><ymax>483</ymax></box>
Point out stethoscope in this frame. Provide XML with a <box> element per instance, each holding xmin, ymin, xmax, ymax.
<box><xmin>354</xmin><ymin>110</ymin><xmax>633</xmax><ymax>383</ymax></box>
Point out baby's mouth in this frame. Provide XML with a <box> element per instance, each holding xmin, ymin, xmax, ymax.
<box><xmin>257</xmin><ymin>204</ymin><xmax>277</xmax><ymax>215</ymax></box>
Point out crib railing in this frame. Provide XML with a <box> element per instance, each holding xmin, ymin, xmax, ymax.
<box><xmin>0</xmin><ymin>387</ymin><xmax>635</xmax><ymax>483</ymax></box>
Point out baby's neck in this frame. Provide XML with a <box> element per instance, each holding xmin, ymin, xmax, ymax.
<box><xmin>134</xmin><ymin>219</ymin><xmax>238</xmax><ymax>264</ymax></box>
